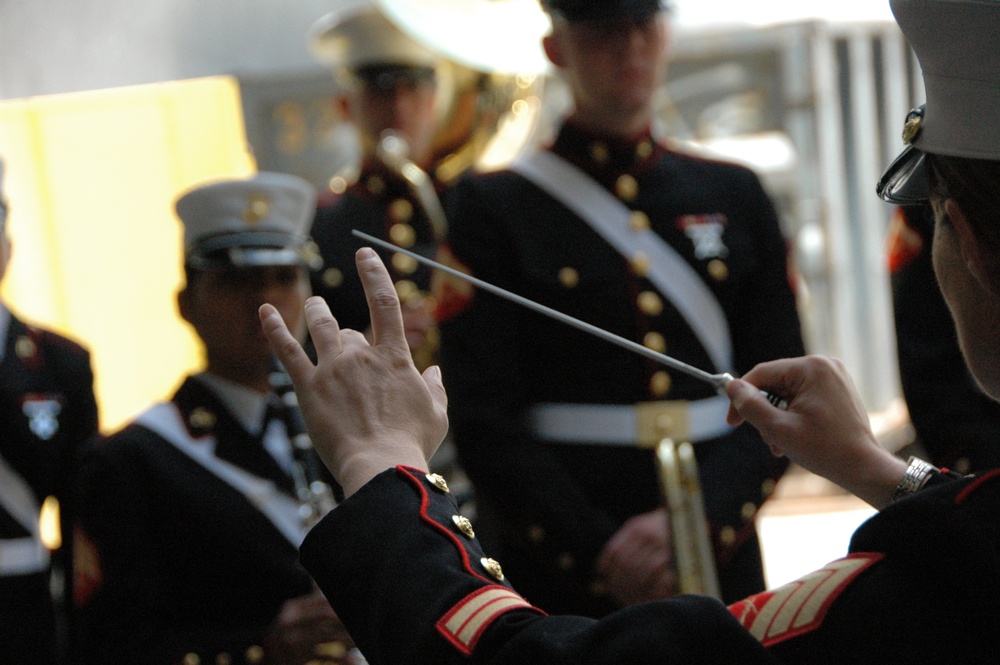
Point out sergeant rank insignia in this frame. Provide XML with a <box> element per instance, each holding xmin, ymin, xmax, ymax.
<box><xmin>728</xmin><ymin>553</ymin><xmax>882</xmax><ymax>647</ymax></box>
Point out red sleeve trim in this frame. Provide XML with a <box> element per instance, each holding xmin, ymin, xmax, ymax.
<box><xmin>956</xmin><ymin>468</ymin><xmax>1000</xmax><ymax>505</ymax></box>
<box><xmin>395</xmin><ymin>465</ymin><xmax>495</xmax><ymax>586</ymax></box>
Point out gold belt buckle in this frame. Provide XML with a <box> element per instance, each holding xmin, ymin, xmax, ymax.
<box><xmin>636</xmin><ymin>400</ymin><xmax>690</xmax><ymax>448</ymax></box>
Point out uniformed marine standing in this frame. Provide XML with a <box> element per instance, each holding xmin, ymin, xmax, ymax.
<box><xmin>75</xmin><ymin>173</ymin><xmax>355</xmax><ymax>665</ymax></box>
<box><xmin>0</xmin><ymin>158</ymin><xmax>99</xmax><ymax>664</ymax></box>
<box><xmin>436</xmin><ymin>0</ymin><xmax>804</xmax><ymax>615</ymax></box>
<box><xmin>308</xmin><ymin>3</ymin><xmax>444</xmax><ymax>364</ymax></box>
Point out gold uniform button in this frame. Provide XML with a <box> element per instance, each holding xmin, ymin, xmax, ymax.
<box><xmin>761</xmin><ymin>478</ymin><xmax>777</xmax><ymax>498</ymax></box>
<box><xmin>643</xmin><ymin>332</ymin><xmax>666</xmax><ymax>354</ymax></box>
<box><xmin>557</xmin><ymin>552</ymin><xmax>575</xmax><ymax>571</ymax></box>
<box><xmin>389</xmin><ymin>198</ymin><xmax>414</xmax><ymax>223</ymax></box>
<box><xmin>629</xmin><ymin>210</ymin><xmax>650</xmax><ymax>232</ymax></box>
<box><xmin>366</xmin><ymin>175</ymin><xmax>386</xmax><ymax>196</ymax></box>
<box><xmin>328</xmin><ymin>175</ymin><xmax>348</xmax><ymax>195</ymax></box>
<box><xmin>182</xmin><ymin>654</ymin><xmax>201</xmax><ymax>665</ymax></box>
<box><xmin>955</xmin><ymin>457</ymin><xmax>972</xmax><ymax>474</ymax></box>
<box><xmin>481</xmin><ymin>557</ymin><xmax>505</xmax><ymax>581</ymax></box>
<box><xmin>452</xmin><ymin>514</ymin><xmax>475</xmax><ymax>539</ymax></box>
<box><xmin>245</xmin><ymin>646</ymin><xmax>264</xmax><ymax>664</ymax></box>
<box><xmin>426</xmin><ymin>473</ymin><xmax>450</xmax><ymax>493</ymax></box>
<box><xmin>636</xmin><ymin>140</ymin><xmax>654</xmax><ymax>159</ymax></box>
<box><xmin>15</xmin><ymin>336</ymin><xmax>36</xmax><ymax>359</ymax></box>
<box><xmin>589</xmin><ymin>141</ymin><xmax>610</xmax><ymax>164</ymax></box>
<box><xmin>389</xmin><ymin>223</ymin><xmax>416</xmax><ymax>248</ymax></box>
<box><xmin>315</xmin><ymin>641</ymin><xmax>348</xmax><ymax>659</ymax></box>
<box><xmin>650</xmin><ymin>371</ymin><xmax>672</xmax><ymax>397</ymax></box>
<box><xmin>558</xmin><ymin>267</ymin><xmax>579</xmax><ymax>288</ymax></box>
<box><xmin>394</xmin><ymin>279</ymin><xmax>418</xmax><ymax>302</ymax></box>
<box><xmin>741</xmin><ymin>502</ymin><xmax>757</xmax><ymax>521</ymax></box>
<box><xmin>637</xmin><ymin>291</ymin><xmax>663</xmax><ymax>317</ymax></box>
<box><xmin>708</xmin><ymin>259</ymin><xmax>729</xmax><ymax>282</ymax></box>
<box><xmin>630</xmin><ymin>252</ymin><xmax>650</xmax><ymax>276</ymax></box>
<box><xmin>615</xmin><ymin>174</ymin><xmax>639</xmax><ymax>201</ymax></box>
<box><xmin>322</xmin><ymin>267</ymin><xmax>343</xmax><ymax>289</ymax></box>
<box><xmin>720</xmin><ymin>526</ymin><xmax>737</xmax><ymax>546</ymax></box>
<box><xmin>215</xmin><ymin>653</ymin><xmax>232</xmax><ymax>665</ymax></box>
<box><xmin>391</xmin><ymin>252</ymin><xmax>418</xmax><ymax>275</ymax></box>
<box><xmin>527</xmin><ymin>524</ymin><xmax>545</xmax><ymax>543</ymax></box>
<box><xmin>188</xmin><ymin>408</ymin><xmax>216</xmax><ymax>430</ymax></box>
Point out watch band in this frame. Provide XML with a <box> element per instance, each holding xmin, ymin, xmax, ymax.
<box><xmin>891</xmin><ymin>456</ymin><xmax>938</xmax><ymax>502</ymax></box>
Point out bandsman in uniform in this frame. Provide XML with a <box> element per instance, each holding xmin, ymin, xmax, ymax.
<box><xmin>75</xmin><ymin>173</ymin><xmax>357</xmax><ymax>665</ymax></box>
<box><xmin>307</xmin><ymin>2</ymin><xmax>443</xmax><ymax>367</ymax></box>
<box><xmin>0</xmin><ymin>158</ymin><xmax>99</xmax><ymax>664</ymax></box>
<box><xmin>435</xmin><ymin>0</ymin><xmax>804</xmax><ymax>615</ymax></box>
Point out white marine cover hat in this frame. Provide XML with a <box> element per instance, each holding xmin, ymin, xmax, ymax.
<box><xmin>878</xmin><ymin>0</ymin><xmax>1000</xmax><ymax>203</ymax></box>
<box><xmin>308</xmin><ymin>3</ymin><xmax>438</xmax><ymax>73</ymax></box>
<box><xmin>175</xmin><ymin>172</ymin><xmax>320</xmax><ymax>270</ymax></box>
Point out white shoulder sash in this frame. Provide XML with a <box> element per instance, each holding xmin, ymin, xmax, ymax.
<box><xmin>0</xmin><ymin>454</ymin><xmax>49</xmax><ymax>575</ymax></box>
<box><xmin>135</xmin><ymin>403</ymin><xmax>307</xmax><ymax>548</ymax></box>
<box><xmin>511</xmin><ymin>150</ymin><xmax>733</xmax><ymax>373</ymax></box>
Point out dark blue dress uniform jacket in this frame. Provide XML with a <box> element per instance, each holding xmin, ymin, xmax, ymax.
<box><xmin>75</xmin><ymin>376</ymin><xmax>317</xmax><ymax>665</ymax></box>
<box><xmin>310</xmin><ymin>157</ymin><xmax>440</xmax><ymax>334</ymax></box>
<box><xmin>0</xmin><ymin>313</ymin><xmax>98</xmax><ymax>664</ymax></box>
<box><xmin>437</xmin><ymin>122</ymin><xmax>805</xmax><ymax>614</ymax></box>
<box><xmin>300</xmin><ymin>465</ymin><xmax>998</xmax><ymax>664</ymax></box>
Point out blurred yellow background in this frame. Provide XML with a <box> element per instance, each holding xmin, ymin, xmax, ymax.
<box><xmin>0</xmin><ymin>76</ymin><xmax>256</xmax><ymax>433</ymax></box>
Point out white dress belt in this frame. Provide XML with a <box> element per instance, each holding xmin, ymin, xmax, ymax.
<box><xmin>527</xmin><ymin>395</ymin><xmax>733</xmax><ymax>447</ymax></box>
<box><xmin>0</xmin><ymin>537</ymin><xmax>49</xmax><ymax>576</ymax></box>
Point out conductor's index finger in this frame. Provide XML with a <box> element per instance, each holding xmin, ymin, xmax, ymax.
<box><xmin>356</xmin><ymin>247</ymin><xmax>408</xmax><ymax>350</ymax></box>
<box><xmin>259</xmin><ymin>303</ymin><xmax>313</xmax><ymax>383</ymax></box>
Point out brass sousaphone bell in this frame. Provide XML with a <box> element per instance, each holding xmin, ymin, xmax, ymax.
<box><xmin>371</xmin><ymin>0</ymin><xmax>552</xmax><ymax>181</ymax></box>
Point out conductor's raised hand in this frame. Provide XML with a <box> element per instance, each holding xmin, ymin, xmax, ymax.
<box><xmin>259</xmin><ymin>247</ymin><xmax>448</xmax><ymax>497</ymax></box>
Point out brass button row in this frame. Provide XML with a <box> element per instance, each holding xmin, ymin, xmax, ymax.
<box><xmin>427</xmin><ymin>473</ymin><xmax>507</xmax><ymax>583</ymax></box>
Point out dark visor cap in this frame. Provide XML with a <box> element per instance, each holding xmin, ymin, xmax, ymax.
<box><xmin>541</xmin><ymin>0</ymin><xmax>665</xmax><ymax>22</ymax></box>
<box><xmin>877</xmin><ymin>105</ymin><xmax>930</xmax><ymax>205</ymax></box>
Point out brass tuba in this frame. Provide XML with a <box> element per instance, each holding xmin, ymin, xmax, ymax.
<box><xmin>372</xmin><ymin>0</ymin><xmax>551</xmax><ymax>182</ymax></box>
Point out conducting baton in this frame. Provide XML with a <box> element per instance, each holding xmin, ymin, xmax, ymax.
<box><xmin>352</xmin><ymin>229</ymin><xmax>788</xmax><ymax>409</ymax></box>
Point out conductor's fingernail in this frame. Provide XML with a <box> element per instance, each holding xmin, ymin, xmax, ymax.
<box><xmin>358</xmin><ymin>247</ymin><xmax>376</xmax><ymax>259</ymax></box>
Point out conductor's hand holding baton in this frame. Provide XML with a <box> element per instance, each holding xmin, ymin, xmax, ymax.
<box><xmin>726</xmin><ymin>359</ymin><xmax>908</xmax><ymax>509</ymax></box>
<box><xmin>259</xmin><ymin>247</ymin><xmax>449</xmax><ymax>498</ymax></box>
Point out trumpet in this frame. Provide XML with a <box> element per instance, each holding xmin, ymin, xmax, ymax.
<box><xmin>656</xmin><ymin>438</ymin><xmax>721</xmax><ymax>599</ymax></box>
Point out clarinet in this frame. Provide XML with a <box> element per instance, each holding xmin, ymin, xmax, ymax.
<box><xmin>267</xmin><ymin>357</ymin><xmax>338</xmax><ymax>529</ymax></box>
